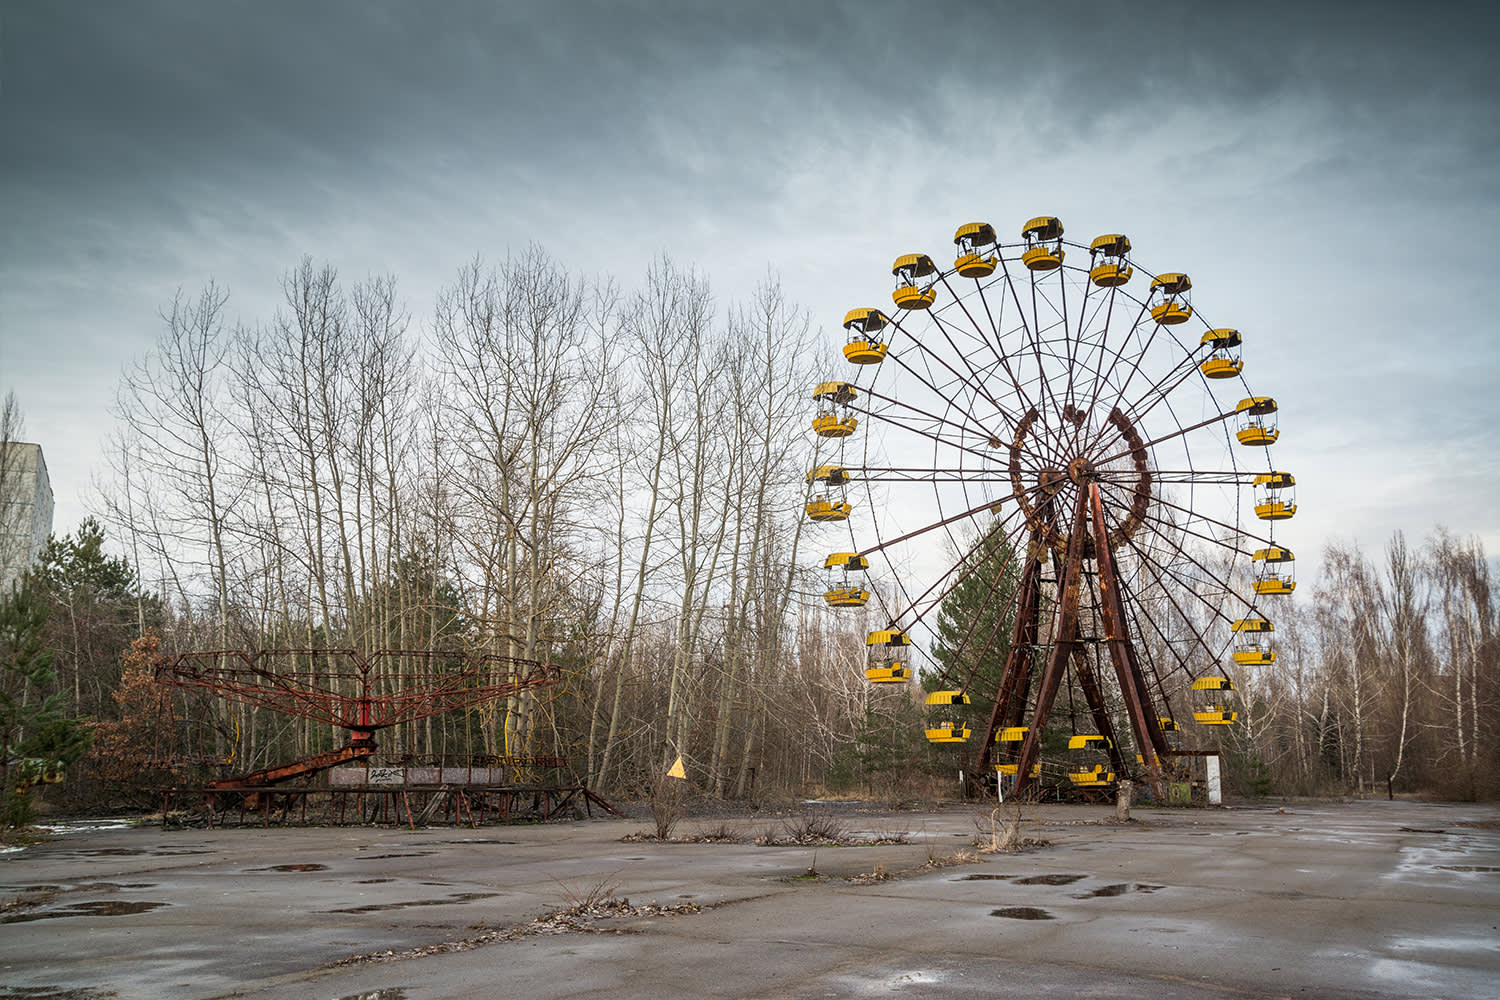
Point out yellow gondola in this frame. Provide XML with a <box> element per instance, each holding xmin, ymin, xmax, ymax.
<box><xmin>1235</xmin><ymin>396</ymin><xmax>1280</xmax><ymax>446</ymax></box>
<box><xmin>1067</xmin><ymin>734</ymin><xmax>1114</xmax><ymax>786</ymax></box>
<box><xmin>891</xmin><ymin>254</ymin><xmax>938</xmax><ymax>310</ymax></box>
<box><xmin>993</xmin><ymin>726</ymin><xmax>1034</xmax><ymax>775</ymax></box>
<box><xmin>813</xmin><ymin>380</ymin><xmax>857</xmax><ymax>402</ymax></box>
<box><xmin>1253</xmin><ymin>545</ymin><xmax>1296</xmax><ymax>595</ymax></box>
<box><xmin>811</xmin><ymin>414</ymin><xmax>858</xmax><ymax>438</ymax></box>
<box><xmin>923</xmin><ymin>690</ymin><xmax>971</xmax><ymax>741</ymax></box>
<box><xmin>1191</xmin><ymin>676</ymin><xmax>1238</xmax><ymax>725</ymax></box>
<box><xmin>842</xmin><ymin>307</ymin><xmax>890</xmax><ymax>364</ymax></box>
<box><xmin>806</xmin><ymin>460</ymin><xmax>853</xmax><ymax>522</ymax></box>
<box><xmin>1068</xmin><ymin>764</ymin><xmax>1115</xmax><ymax>787</ymax></box>
<box><xmin>865</xmin><ymin>628</ymin><xmax>912</xmax><ymax>684</ymax></box>
<box><xmin>1232</xmin><ymin>617</ymin><xmax>1276</xmax><ymax>665</ymax></box>
<box><xmin>804</xmin><ymin>497</ymin><xmax>853</xmax><ymax>522</ymax></box>
<box><xmin>1149</xmin><ymin>272</ymin><xmax>1193</xmax><ymax>324</ymax></box>
<box><xmin>925</xmin><ymin>721</ymin><xmax>972</xmax><ymax>744</ymax></box>
<box><xmin>953</xmin><ymin>222</ymin><xmax>999</xmax><ymax>278</ymax></box>
<box><xmin>1088</xmin><ymin>233</ymin><xmax>1133</xmax><ymax>287</ymax></box>
<box><xmin>806</xmin><ymin>465</ymin><xmax>850</xmax><ymax>486</ymax></box>
<box><xmin>811</xmin><ymin>380</ymin><xmax>859</xmax><ymax>438</ymax></box>
<box><xmin>823</xmin><ymin>552</ymin><xmax>870</xmax><ymax>608</ymax></box>
<box><xmin>1254</xmin><ymin>471</ymin><xmax>1296</xmax><ymax>520</ymax></box>
<box><xmin>1199</xmin><ymin>328</ymin><xmax>1243</xmax><ymax>379</ymax></box>
<box><xmin>1021</xmin><ymin>215</ymin><xmax>1065</xmax><ymax>271</ymax></box>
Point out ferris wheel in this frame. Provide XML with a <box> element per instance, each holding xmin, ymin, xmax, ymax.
<box><xmin>805</xmin><ymin>217</ymin><xmax>1296</xmax><ymax>799</ymax></box>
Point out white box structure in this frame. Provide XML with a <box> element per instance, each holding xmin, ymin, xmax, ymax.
<box><xmin>1</xmin><ymin>442</ymin><xmax>54</xmax><ymax>593</ymax></box>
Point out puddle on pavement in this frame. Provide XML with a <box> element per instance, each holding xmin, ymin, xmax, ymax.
<box><xmin>326</xmin><ymin>892</ymin><xmax>496</xmax><ymax>914</ymax></box>
<box><xmin>0</xmin><ymin>987</ymin><xmax>121</xmax><ymax>999</ymax></box>
<box><xmin>29</xmin><ymin>882</ymin><xmax>156</xmax><ymax>894</ymax></box>
<box><xmin>990</xmin><ymin>906</ymin><xmax>1054</xmax><ymax>920</ymax></box>
<box><xmin>60</xmin><ymin>848</ymin><xmax>210</xmax><ymax>859</ymax></box>
<box><xmin>249</xmin><ymin>864</ymin><xmax>328</xmax><ymax>873</ymax></box>
<box><xmin>335</xmin><ymin>991</ymin><xmax>408</xmax><ymax>1000</ymax></box>
<box><xmin>956</xmin><ymin>874</ymin><xmax>1018</xmax><ymax>881</ymax></box>
<box><xmin>434</xmin><ymin>839</ymin><xmax>515</xmax><ymax>845</ymax></box>
<box><xmin>1435</xmin><ymin>865</ymin><xmax>1500</xmax><ymax>873</ymax></box>
<box><xmin>2</xmin><ymin>900</ymin><xmax>169</xmax><ymax>923</ymax></box>
<box><xmin>360</xmin><ymin>852</ymin><xmax>433</xmax><ymax>860</ymax></box>
<box><xmin>1075</xmin><ymin>883</ymin><xmax>1166</xmax><ymax>899</ymax></box>
<box><xmin>354</xmin><ymin>878</ymin><xmax>395</xmax><ymax>884</ymax></box>
<box><xmin>1014</xmin><ymin>873</ymin><xmax>1086</xmax><ymax>886</ymax></box>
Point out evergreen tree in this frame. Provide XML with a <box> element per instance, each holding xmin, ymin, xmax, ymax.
<box><xmin>0</xmin><ymin>577</ymin><xmax>93</xmax><ymax>827</ymax></box>
<box><xmin>930</xmin><ymin>520</ymin><xmax>1019</xmax><ymax>697</ymax></box>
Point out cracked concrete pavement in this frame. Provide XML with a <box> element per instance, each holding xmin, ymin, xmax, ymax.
<box><xmin>2</xmin><ymin>799</ymin><xmax>1497</xmax><ymax>999</ymax></box>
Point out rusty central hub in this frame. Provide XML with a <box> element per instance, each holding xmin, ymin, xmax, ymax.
<box><xmin>1038</xmin><ymin>467</ymin><xmax>1067</xmax><ymax>494</ymax></box>
<box><xmin>1008</xmin><ymin>404</ymin><xmax>1154</xmax><ymax>554</ymax></box>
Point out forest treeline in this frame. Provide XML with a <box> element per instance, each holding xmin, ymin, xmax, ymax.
<box><xmin>1</xmin><ymin>250</ymin><xmax>1496</xmax><ymax>821</ymax></box>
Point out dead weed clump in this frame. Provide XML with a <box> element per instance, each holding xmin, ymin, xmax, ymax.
<box><xmin>755</xmin><ymin>811</ymin><xmax>910</xmax><ymax>847</ymax></box>
<box><xmin>330</xmin><ymin>878</ymin><xmax>701</xmax><ymax>968</ymax></box>
<box><xmin>620</xmin><ymin>820</ymin><xmax>743</xmax><ymax>844</ymax></box>
<box><xmin>972</xmin><ymin>803</ymin><xmax>1050</xmax><ymax>854</ymax></box>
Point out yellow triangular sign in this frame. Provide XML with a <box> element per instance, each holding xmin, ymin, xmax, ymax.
<box><xmin>666</xmin><ymin>756</ymin><xmax>687</xmax><ymax>780</ymax></box>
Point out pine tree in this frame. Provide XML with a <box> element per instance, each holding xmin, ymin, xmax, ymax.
<box><xmin>930</xmin><ymin>519</ymin><xmax>1019</xmax><ymax>698</ymax></box>
<box><xmin>0</xmin><ymin>576</ymin><xmax>93</xmax><ymax>828</ymax></box>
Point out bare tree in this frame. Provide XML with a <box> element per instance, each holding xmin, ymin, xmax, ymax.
<box><xmin>113</xmin><ymin>284</ymin><xmax>239</xmax><ymax>649</ymax></box>
<box><xmin>434</xmin><ymin>248</ymin><xmax>623</xmax><ymax>759</ymax></box>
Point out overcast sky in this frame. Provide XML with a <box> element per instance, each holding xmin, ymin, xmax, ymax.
<box><xmin>2</xmin><ymin>1</ymin><xmax>1497</xmax><ymax>578</ymax></box>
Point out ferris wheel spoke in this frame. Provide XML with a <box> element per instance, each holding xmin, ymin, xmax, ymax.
<box><xmin>1131</xmin><ymin>486</ymin><xmax>1276</xmax><ymax>552</ymax></box>
<box><xmin>1089</xmin><ymin>406</ymin><xmax>1238</xmax><ymax>468</ymax></box>
<box><xmin>1109</xmin><ymin>469</ymin><xmax>1259</xmax><ymax>485</ymax></box>
<box><xmin>857</xmin><ymin>478</ymin><xmax>1043</xmax><ymax>561</ymax></box>
<box><xmin>931</xmin><ymin>275</ymin><xmax>1040</xmax><ymax>420</ymax></box>
<box><xmin>936</xmin><ymin>273</ymin><xmax>1042</xmax><ymax>419</ymax></box>
<box><xmin>993</xmin><ymin>255</ymin><xmax>1068</xmax><ymax>451</ymax></box>
<box><xmin>887</xmin><ymin>314</ymin><xmax>1024</xmax><ymax>437</ymax></box>
<box><xmin>858</xmin><ymin>409</ymin><xmax>1009</xmax><ymax>465</ymax></box>
<box><xmin>1100</xmin><ymin>502</ymin><xmax>1240</xmax><ymax>667</ymax></box>
<box><xmin>860</xmin><ymin>383</ymin><xmax>1001</xmax><ymax>444</ymax></box>
<box><xmin>879</xmin><ymin>527</ymin><xmax>1033</xmax><ymax>679</ymax></box>
<box><xmin>849</xmin><ymin>467</ymin><xmax>1015</xmax><ymax>484</ymax></box>
<box><xmin>1080</xmin><ymin>283</ymin><xmax>1189</xmax><ymax>432</ymax></box>
<box><xmin>1122</xmin><ymin>511</ymin><xmax>1257</xmax><ymax>624</ymax></box>
<box><xmin>1070</xmin><ymin>299</ymin><xmax>1155</xmax><ymax>430</ymax></box>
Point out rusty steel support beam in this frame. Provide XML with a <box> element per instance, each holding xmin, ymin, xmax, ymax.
<box><xmin>975</xmin><ymin>543</ymin><xmax>1044</xmax><ymax>774</ymax></box>
<box><xmin>1089</xmin><ymin>482</ymin><xmax>1167</xmax><ymax>800</ymax></box>
<box><xmin>1012</xmin><ymin>488</ymin><xmax>1091</xmax><ymax>799</ymax></box>
<box><xmin>208</xmin><ymin>743</ymin><xmax>374</xmax><ymax>790</ymax></box>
